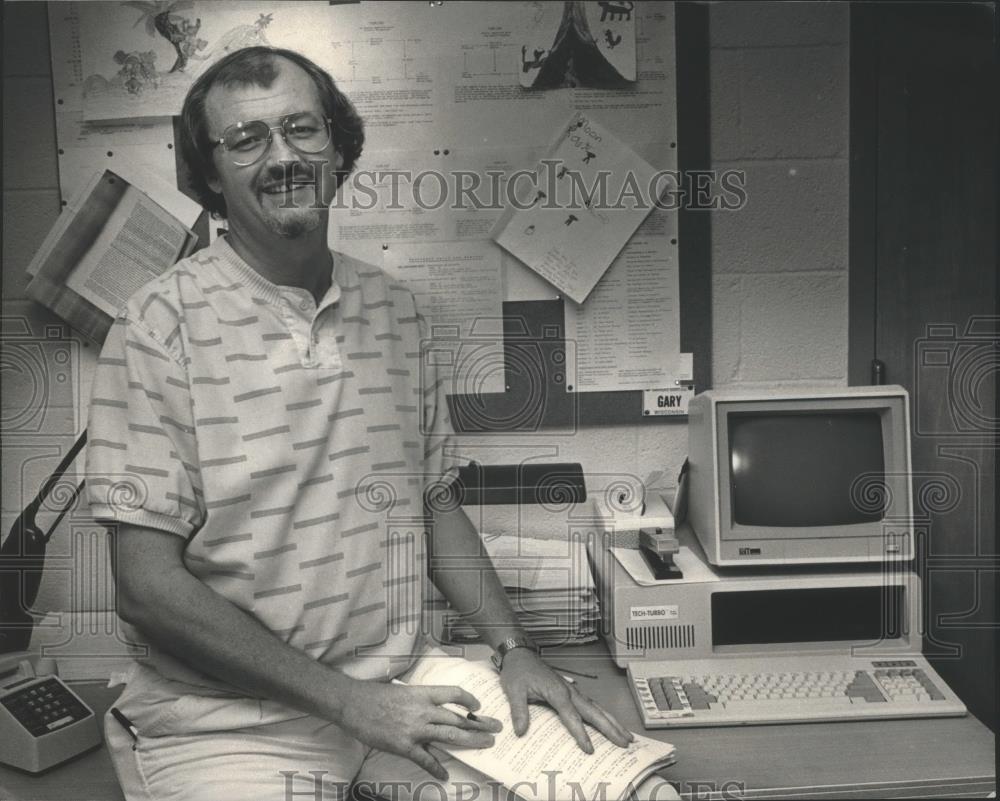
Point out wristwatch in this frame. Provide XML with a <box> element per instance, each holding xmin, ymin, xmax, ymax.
<box><xmin>491</xmin><ymin>636</ymin><xmax>537</xmax><ymax>671</ymax></box>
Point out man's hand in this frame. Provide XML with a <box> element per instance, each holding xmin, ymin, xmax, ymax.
<box><xmin>337</xmin><ymin>681</ymin><xmax>503</xmax><ymax>781</ymax></box>
<box><xmin>498</xmin><ymin>649</ymin><xmax>634</xmax><ymax>753</ymax></box>
<box><xmin>426</xmin><ymin>506</ymin><xmax>633</xmax><ymax>753</ymax></box>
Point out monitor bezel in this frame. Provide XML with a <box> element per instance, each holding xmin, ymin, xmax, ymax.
<box><xmin>714</xmin><ymin>395</ymin><xmax>912</xmax><ymax>544</ymax></box>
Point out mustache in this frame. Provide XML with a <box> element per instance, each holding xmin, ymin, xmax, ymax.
<box><xmin>256</xmin><ymin>163</ymin><xmax>324</xmax><ymax>191</ymax></box>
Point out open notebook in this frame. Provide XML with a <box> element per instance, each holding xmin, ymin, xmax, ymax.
<box><xmin>405</xmin><ymin>657</ymin><xmax>676</xmax><ymax>801</ymax></box>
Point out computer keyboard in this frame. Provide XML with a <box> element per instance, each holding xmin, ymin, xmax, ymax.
<box><xmin>627</xmin><ymin>655</ymin><xmax>967</xmax><ymax>727</ymax></box>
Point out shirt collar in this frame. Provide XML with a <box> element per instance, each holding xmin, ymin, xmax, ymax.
<box><xmin>210</xmin><ymin>235</ymin><xmax>341</xmax><ymax>307</ymax></box>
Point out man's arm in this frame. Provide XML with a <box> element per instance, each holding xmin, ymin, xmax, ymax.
<box><xmin>113</xmin><ymin>522</ymin><xmax>500</xmax><ymax>780</ymax></box>
<box><xmin>427</xmin><ymin>505</ymin><xmax>632</xmax><ymax>751</ymax></box>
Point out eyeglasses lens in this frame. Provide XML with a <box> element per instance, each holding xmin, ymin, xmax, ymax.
<box><xmin>224</xmin><ymin>113</ymin><xmax>331</xmax><ymax>166</ymax></box>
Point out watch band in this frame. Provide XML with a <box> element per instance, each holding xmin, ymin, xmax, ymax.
<box><xmin>490</xmin><ymin>636</ymin><xmax>536</xmax><ymax>670</ymax></box>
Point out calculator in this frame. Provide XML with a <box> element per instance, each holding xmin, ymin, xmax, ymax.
<box><xmin>1</xmin><ymin>655</ymin><xmax>102</xmax><ymax>773</ymax></box>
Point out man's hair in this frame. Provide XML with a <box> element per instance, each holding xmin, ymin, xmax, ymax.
<box><xmin>179</xmin><ymin>46</ymin><xmax>365</xmax><ymax>219</ymax></box>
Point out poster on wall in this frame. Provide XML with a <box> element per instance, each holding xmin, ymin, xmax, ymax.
<box><xmin>79</xmin><ymin>1</ymin><xmax>335</xmax><ymax>121</ymax></box>
<box><xmin>519</xmin><ymin>0</ymin><xmax>637</xmax><ymax>89</ymax></box>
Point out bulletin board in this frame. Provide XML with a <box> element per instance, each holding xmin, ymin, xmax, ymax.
<box><xmin>46</xmin><ymin>1</ymin><xmax>711</xmax><ymax>430</ymax></box>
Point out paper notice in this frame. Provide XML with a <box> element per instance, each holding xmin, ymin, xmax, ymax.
<box><xmin>383</xmin><ymin>240</ymin><xmax>505</xmax><ymax>395</ymax></box>
<box><xmin>564</xmin><ymin>210</ymin><xmax>686</xmax><ymax>392</ymax></box>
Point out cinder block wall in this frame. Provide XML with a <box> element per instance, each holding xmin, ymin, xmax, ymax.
<box><xmin>708</xmin><ymin>1</ymin><xmax>850</xmax><ymax>390</ymax></box>
<box><xmin>2</xmin><ymin>4</ymin><xmax>79</xmax><ymax>594</ymax></box>
<box><xmin>2</xmin><ymin>3</ymin><xmax>61</xmax><ymax>296</ymax></box>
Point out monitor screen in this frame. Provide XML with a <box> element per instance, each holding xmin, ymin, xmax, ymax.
<box><xmin>728</xmin><ymin>411</ymin><xmax>886</xmax><ymax>527</ymax></box>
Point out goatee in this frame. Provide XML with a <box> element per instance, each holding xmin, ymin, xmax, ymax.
<box><xmin>266</xmin><ymin>209</ymin><xmax>322</xmax><ymax>239</ymax></box>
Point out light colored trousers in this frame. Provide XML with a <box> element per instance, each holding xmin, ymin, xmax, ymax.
<box><xmin>105</xmin><ymin>656</ymin><xmax>678</xmax><ymax>801</ymax></box>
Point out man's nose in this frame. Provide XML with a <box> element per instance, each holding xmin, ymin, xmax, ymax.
<box><xmin>265</xmin><ymin>129</ymin><xmax>304</xmax><ymax>165</ymax></box>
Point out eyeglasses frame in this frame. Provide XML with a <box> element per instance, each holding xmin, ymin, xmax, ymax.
<box><xmin>211</xmin><ymin>112</ymin><xmax>334</xmax><ymax>166</ymax></box>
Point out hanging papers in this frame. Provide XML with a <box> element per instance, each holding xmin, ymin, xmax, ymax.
<box><xmin>491</xmin><ymin>112</ymin><xmax>660</xmax><ymax>305</ymax></box>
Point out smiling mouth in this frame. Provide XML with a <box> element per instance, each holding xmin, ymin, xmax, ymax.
<box><xmin>260</xmin><ymin>180</ymin><xmax>316</xmax><ymax>195</ymax></box>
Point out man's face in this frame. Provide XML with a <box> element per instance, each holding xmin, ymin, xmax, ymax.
<box><xmin>205</xmin><ymin>59</ymin><xmax>344</xmax><ymax>240</ymax></box>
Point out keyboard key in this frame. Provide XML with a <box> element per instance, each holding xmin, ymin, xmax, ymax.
<box><xmin>650</xmin><ymin>682</ymin><xmax>670</xmax><ymax>710</ymax></box>
<box><xmin>722</xmin><ymin>697</ymin><xmax>852</xmax><ymax>713</ymax></box>
<box><xmin>912</xmin><ymin>669</ymin><xmax>948</xmax><ymax>700</ymax></box>
<box><xmin>846</xmin><ymin>671</ymin><xmax>887</xmax><ymax>702</ymax></box>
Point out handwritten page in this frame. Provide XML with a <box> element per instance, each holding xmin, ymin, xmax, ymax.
<box><xmin>492</xmin><ymin>112</ymin><xmax>660</xmax><ymax>305</ymax></box>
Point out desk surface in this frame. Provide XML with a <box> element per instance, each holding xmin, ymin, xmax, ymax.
<box><xmin>567</xmin><ymin>642</ymin><xmax>996</xmax><ymax>799</ymax></box>
<box><xmin>1</xmin><ymin>646</ymin><xmax>995</xmax><ymax>801</ymax></box>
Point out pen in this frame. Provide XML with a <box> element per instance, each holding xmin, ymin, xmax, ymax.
<box><xmin>110</xmin><ymin>706</ymin><xmax>139</xmax><ymax>750</ymax></box>
<box><xmin>391</xmin><ymin>678</ymin><xmax>480</xmax><ymax>722</ymax></box>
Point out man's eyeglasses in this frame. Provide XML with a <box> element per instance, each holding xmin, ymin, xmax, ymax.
<box><xmin>212</xmin><ymin>111</ymin><xmax>333</xmax><ymax>166</ymax></box>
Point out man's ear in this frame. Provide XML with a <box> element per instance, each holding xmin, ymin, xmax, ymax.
<box><xmin>333</xmin><ymin>150</ymin><xmax>344</xmax><ymax>172</ymax></box>
<box><xmin>206</xmin><ymin>170</ymin><xmax>223</xmax><ymax>194</ymax></box>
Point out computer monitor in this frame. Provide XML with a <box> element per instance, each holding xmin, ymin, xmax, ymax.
<box><xmin>687</xmin><ymin>385</ymin><xmax>913</xmax><ymax>566</ymax></box>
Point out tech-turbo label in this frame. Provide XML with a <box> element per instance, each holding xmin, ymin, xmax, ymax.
<box><xmin>629</xmin><ymin>604</ymin><xmax>679</xmax><ymax>621</ymax></box>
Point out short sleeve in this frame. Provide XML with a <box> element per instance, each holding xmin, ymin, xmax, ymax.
<box><xmin>85</xmin><ymin>315</ymin><xmax>204</xmax><ymax>538</ymax></box>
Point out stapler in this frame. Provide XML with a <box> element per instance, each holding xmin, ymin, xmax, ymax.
<box><xmin>637</xmin><ymin>459</ymin><xmax>689</xmax><ymax>580</ymax></box>
<box><xmin>639</xmin><ymin>524</ymin><xmax>682</xmax><ymax>579</ymax></box>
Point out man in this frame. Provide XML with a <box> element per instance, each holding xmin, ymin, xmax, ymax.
<box><xmin>87</xmin><ymin>46</ymin><xmax>669</xmax><ymax>801</ymax></box>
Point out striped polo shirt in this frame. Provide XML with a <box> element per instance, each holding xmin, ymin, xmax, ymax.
<box><xmin>86</xmin><ymin>236</ymin><xmax>458</xmax><ymax>690</ymax></box>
